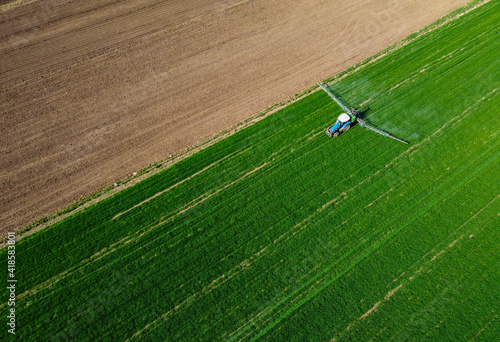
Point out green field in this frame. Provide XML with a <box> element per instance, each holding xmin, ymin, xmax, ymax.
<box><xmin>3</xmin><ymin>1</ymin><xmax>499</xmax><ymax>341</ymax></box>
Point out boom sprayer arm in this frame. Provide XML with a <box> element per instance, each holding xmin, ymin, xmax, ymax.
<box><xmin>356</xmin><ymin>118</ymin><xmax>409</xmax><ymax>144</ymax></box>
<box><xmin>318</xmin><ymin>83</ymin><xmax>409</xmax><ymax>144</ymax></box>
<box><xmin>318</xmin><ymin>83</ymin><xmax>351</xmax><ymax>114</ymax></box>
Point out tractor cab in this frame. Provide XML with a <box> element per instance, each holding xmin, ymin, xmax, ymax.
<box><xmin>326</xmin><ymin>113</ymin><xmax>353</xmax><ymax>137</ymax></box>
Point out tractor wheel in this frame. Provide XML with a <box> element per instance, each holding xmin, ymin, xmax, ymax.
<box><xmin>343</xmin><ymin>124</ymin><xmax>351</xmax><ymax>132</ymax></box>
<box><xmin>333</xmin><ymin>131</ymin><xmax>340</xmax><ymax>137</ymax></box>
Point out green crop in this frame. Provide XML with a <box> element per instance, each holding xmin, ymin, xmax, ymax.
<box><xmin>1</xmin><ymin>1</ymin><xmax>498</xmax><ymax>341</ymax></box>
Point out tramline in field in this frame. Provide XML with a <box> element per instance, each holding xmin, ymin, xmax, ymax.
<box><xmin>319</xmin><ymin>83</ymin><xmax>409</xmax><ymax>144</ymax></box>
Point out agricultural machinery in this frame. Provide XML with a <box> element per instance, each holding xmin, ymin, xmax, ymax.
<box><xmin>318</xmin><ymin>83</ymin><xmax>409</xmax><ymax>144</ymax></box>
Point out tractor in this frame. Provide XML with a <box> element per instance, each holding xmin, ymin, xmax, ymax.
<box><xmin>326</xmin><ymin>112</ymin><xmax>355</xmax><ymax>137</ymax></box>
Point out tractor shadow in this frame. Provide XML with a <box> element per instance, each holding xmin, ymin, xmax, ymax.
<box><xmin>355</xmin><ymin>106</ymin><xmax>370</xmax><ymax>120</ymax></box>
<box><xmin>350</xmin><ymin>106</ymin><xmax>370</xmax><ymax>128</ymax></box>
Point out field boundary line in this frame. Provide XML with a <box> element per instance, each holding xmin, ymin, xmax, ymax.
<box><xmin>0</xmin><ymin>0</ymin><xmax>36</xmax><ymax>10</ymax></box>
<box><xmin>9</xmin><ymin>0</ymin><xmax>491</xmax><ymax>245</ymax></box>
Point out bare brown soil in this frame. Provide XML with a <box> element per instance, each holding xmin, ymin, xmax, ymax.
<box><xmin>0</xmin><ymin>0</ymin><xmax>470</xmax><ymax>233</ymax></box>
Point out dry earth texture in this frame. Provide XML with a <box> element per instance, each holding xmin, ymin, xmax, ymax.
<box><xmin>0</xmin><ymin>0</ymin><xmax>470</xmax><ymax>233</ymax></box>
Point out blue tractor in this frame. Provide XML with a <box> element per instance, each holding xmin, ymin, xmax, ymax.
<box><xmin>325</xmin><ymin>112</ymin><xmax>355</xmax><ymax>137</ymax></box>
